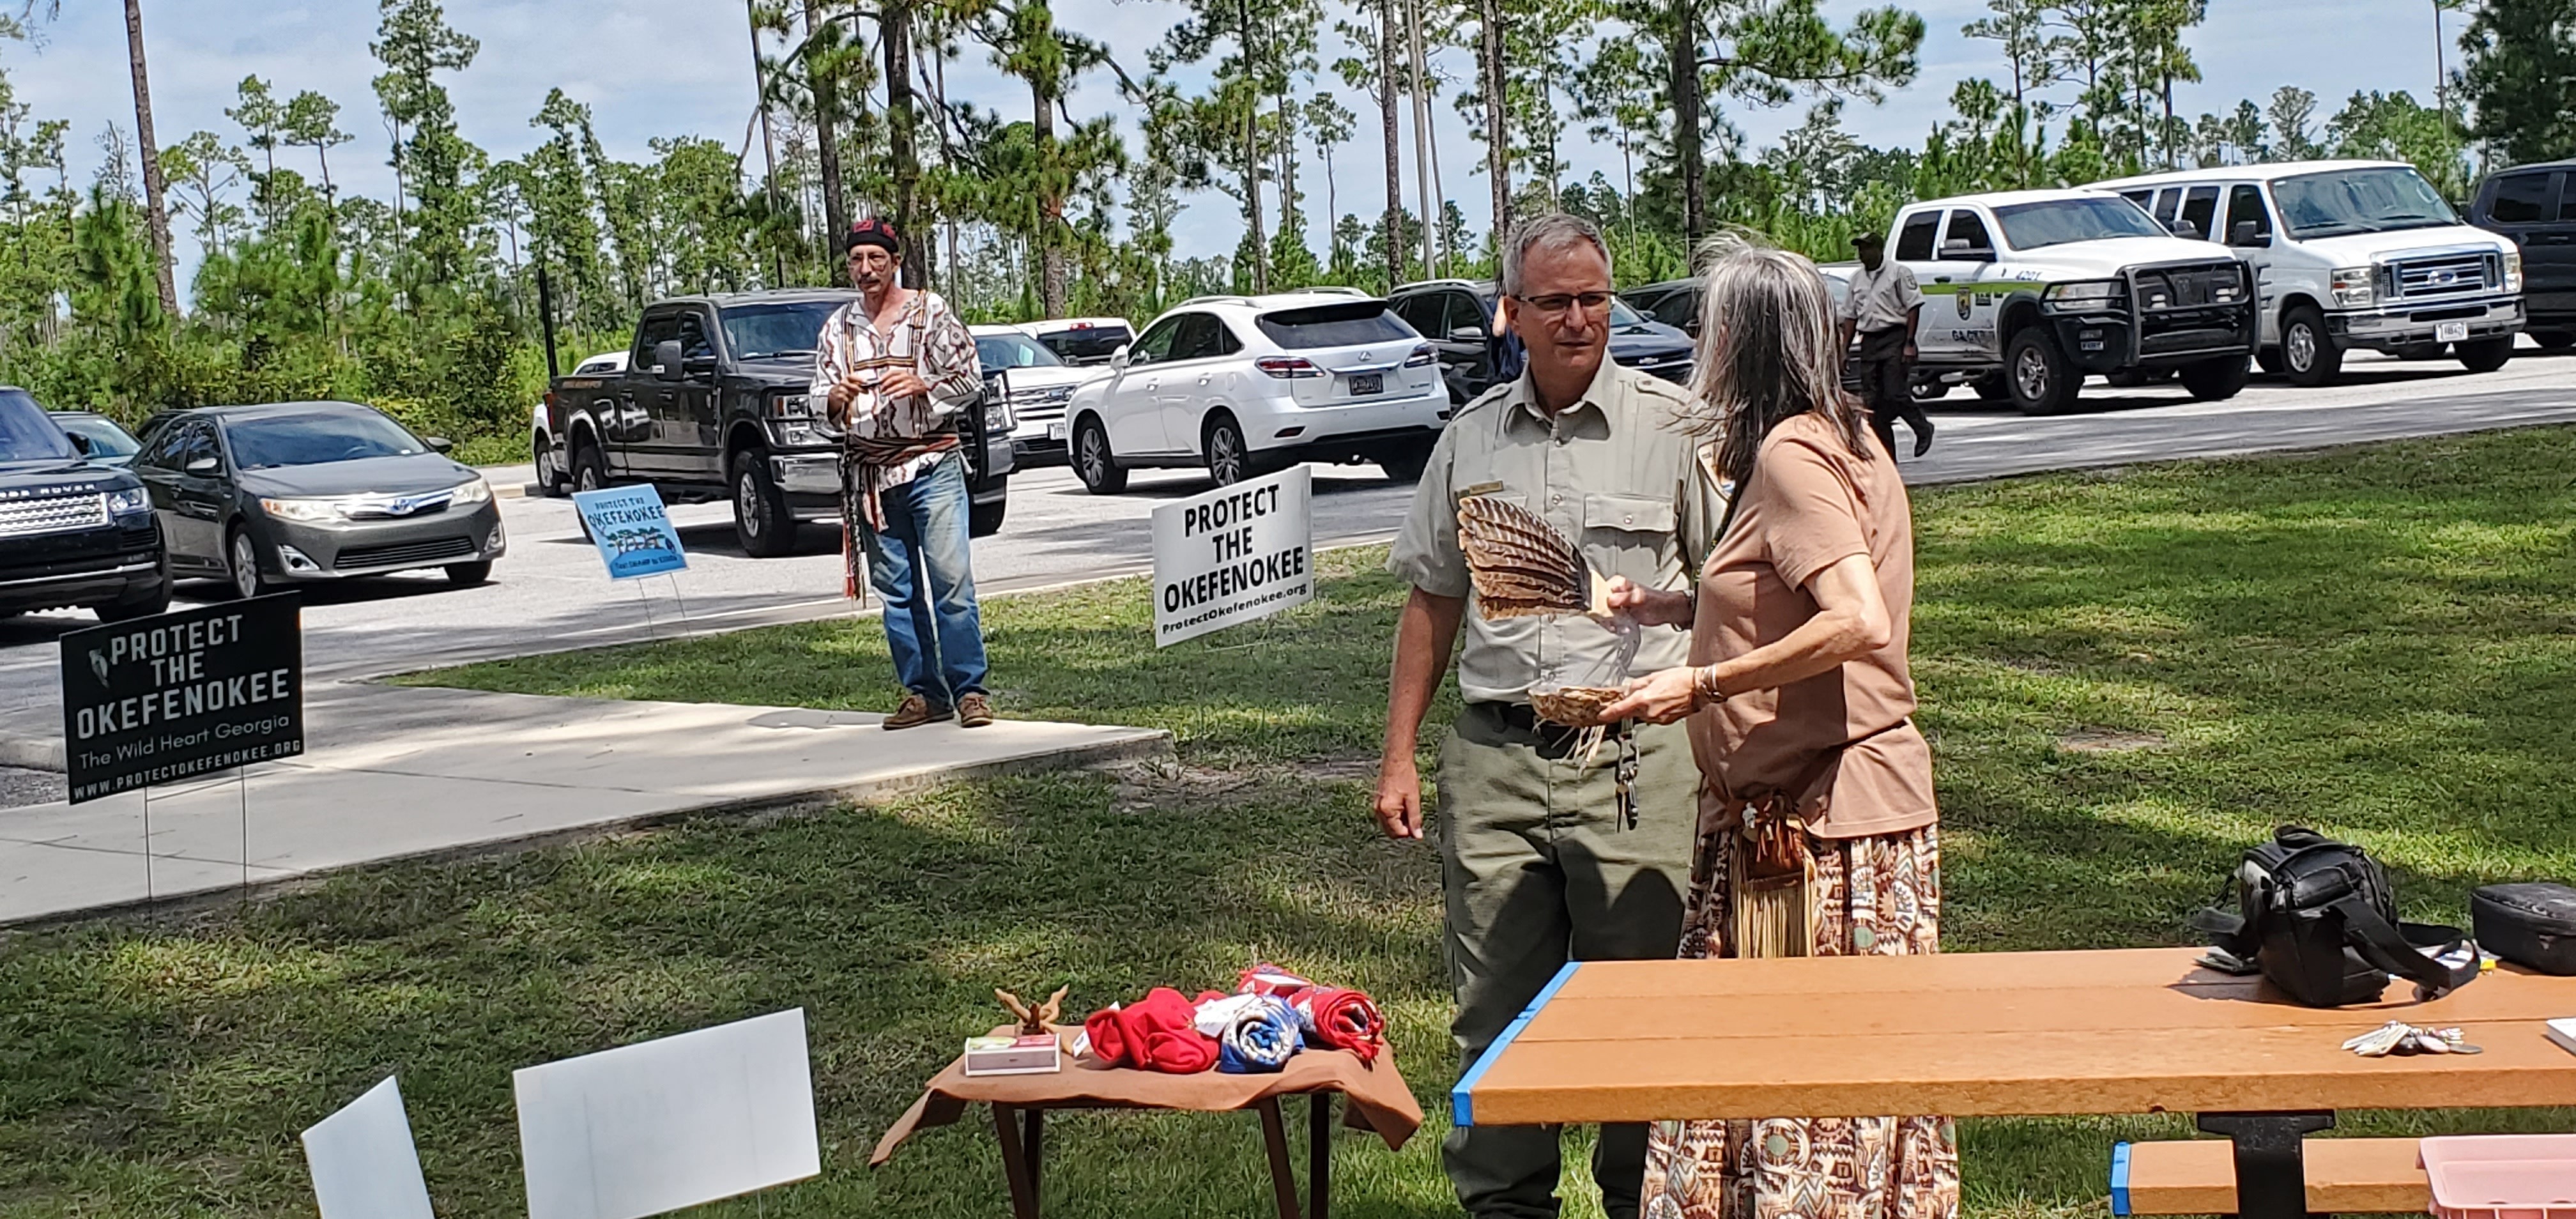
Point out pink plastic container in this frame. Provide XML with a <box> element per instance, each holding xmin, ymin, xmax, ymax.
<box><xmin>2419</xmin><ymin>1135</ymin><xmax>2576</xmax><ymax>1219</ymax></box>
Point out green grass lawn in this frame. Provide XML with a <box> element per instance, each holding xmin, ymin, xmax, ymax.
<box><xmin>8</xmin><ymin>427</ymin><xmax>2576</xmax><ymax>1218</ymax></box>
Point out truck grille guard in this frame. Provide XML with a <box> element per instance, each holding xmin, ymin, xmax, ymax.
<box><xmin>2122</xmin><ymin>259</ymin><xmax>2255</xmax><ymax>360</ymax></box>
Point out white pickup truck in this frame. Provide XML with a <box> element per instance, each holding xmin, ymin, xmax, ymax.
<box><xmin>2093</xmin><ymin>160</ymin><xmax>2524</xmax><ymax>385</ymax></box>
<box><xmin>1825</xmin><ymin>188</ymin><xmax>2258</xmax><ymax>415</ymax></box>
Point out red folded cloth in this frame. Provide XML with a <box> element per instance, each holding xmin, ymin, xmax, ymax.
<box><xmin>1294</xmin><ymin>987</ymin><xmax>1386</xmax><ymax>1065</ymax></box>
<box><xmin>1084</xmin><ymin>987</ymin><xmax>1220</xmax><ymax>1073</ymax></box>
<box><xmin>1237</xmin><ymin>963</ymin><xmax>1315</xmax><ymax>1000</ymax></box>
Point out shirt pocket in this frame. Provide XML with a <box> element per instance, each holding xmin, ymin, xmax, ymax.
<box><xmin>1582</xmin><ymin>492</ymin><xmax>1681</xmax><ymax>590</ymax></box>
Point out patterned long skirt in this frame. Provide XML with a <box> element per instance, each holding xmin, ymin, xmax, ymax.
<box><xmin>1637</xmin><ymin>824</ymin><xmax>1959</xmax><ymax>1219</ymax></box>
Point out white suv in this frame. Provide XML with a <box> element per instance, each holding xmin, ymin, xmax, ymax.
<box><xmin>2094</xmin><ymin>160</ymin><xmax>2524</xmax><ymax>384</ymax></box>
<box><xmin>1063</xmin><ymin>292</ymin><xmax>1446</xmax><ymax>492</ymax></box>
<box><xmin>970</xmin><ymin>325</ymin><xmax>1107</xmax><ymax>466</ymax></box>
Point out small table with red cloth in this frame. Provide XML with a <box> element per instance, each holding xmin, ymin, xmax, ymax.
<box><xmin>873</xmin><ymin>1028</ymin><xmax>1423</xmax><ymax>1219</ymax></box>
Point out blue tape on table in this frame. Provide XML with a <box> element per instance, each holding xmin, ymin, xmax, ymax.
<box><xmin>1451</xmin><ymin>961</ymin><xmax>1581</xmax><ymax>1128</ymax></box>
<box><xmin>2109</xmin><ymin>1141</ymin><xmax>2133</xmax><ymax>1216</ymax></box>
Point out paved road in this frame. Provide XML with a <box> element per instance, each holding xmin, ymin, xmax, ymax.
<box><xmin>1</xmin><ymin>346</ymin><xmax>2570</xmax><ymax>719</ymax></box>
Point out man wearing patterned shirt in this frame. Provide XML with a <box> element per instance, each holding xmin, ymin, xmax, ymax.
<box><xmin>812</xmin><ymin>217</ymin><xmax>995</xmax><ymax>729</ymax></box>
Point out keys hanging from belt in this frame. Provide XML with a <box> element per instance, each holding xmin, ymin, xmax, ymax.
<box><xmin>1613</xmin><ymin>719</ymin><xmax>1641</xmax><ymax>831</ymax></box>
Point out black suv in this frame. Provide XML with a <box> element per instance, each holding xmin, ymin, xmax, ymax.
<box><xmin>2469</xmin><ymin>160</ymin><xmax>2576</xmax><ymax>350</ymax></box>
<box><xmin>1388</xmin><ymin>279</ymin><xmax>1696</xmax><ymax>403</ymax></box>
<box><xmin>0</xmin><ymin>388</ymin><xmax>171</xmax><ymax>622</ymax></box>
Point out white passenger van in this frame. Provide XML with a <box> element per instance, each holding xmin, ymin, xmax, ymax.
<box><xmin>2094</xmin><ymin>160</ymin><xmax>2524</xmax><ymax>385</ymax></box>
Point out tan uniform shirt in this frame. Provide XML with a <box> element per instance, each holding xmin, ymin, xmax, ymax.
<box><xmin>1389</xmin><ymin>359</ymin><xmax>1723</xmax><ymax>705</ymax></box>
<box><xmin>1839</xmin><ymin>259</ymin><xmax>1924</xmax><ymax>335</ymax></box>
<box><xmin>1689</xmin><ymin>411</ymin><xmax>1934</xmax><ymax>838</ymax></box>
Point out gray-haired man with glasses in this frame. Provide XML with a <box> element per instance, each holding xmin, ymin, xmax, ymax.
<box><xmin>1379</xmin><ymin>213</ymin><xmax>1722</xmax><ymax>1219</ymax></box>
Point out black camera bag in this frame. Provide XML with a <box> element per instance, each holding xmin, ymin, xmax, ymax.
<box><xmin>2471</xmin><ymin>882</ymin><xmax>2576</xmax><ymax>975</ymax></box>
<box><xmin>2193</xmin><ymin>826</ymin><xmax>2478</xmax><ymax>1007</ymax></box>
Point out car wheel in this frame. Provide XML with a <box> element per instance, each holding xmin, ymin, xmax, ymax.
<box><xmin>2280</xmin><ymin>304</ymin><xmax>2342</xmax><ymax>387</ymax></box>
<box><xmin>444</xmin><ymin>561</ymin><xmax>493</xmax><ymax>586</ymax></box>
<box><xmin>1203</xmin><ymin>413</ymin><xmax>1253</xmax><ymax>487</ymax></box>
<box><xmin>1072</xmin><ymin>416</ymin><xmax>1126</xmax><ymax>494</ymax></box>
<box><xmin>227</xmin><ymin>527</ymin><xmax>268</xmax><ymax>600</ymax></box>
<box><xmin>533</xmin><ymin>435</ymin><xmax>561</xmax><ymax>496</ymax></box>
<box><xmin>969</xmin><ymin>497</ymin><xmax>1006</xmax><ymax>538</ymax></box>
<box><xmin>2457</xmin><ymin>335</ymin><xmax>2515</xmax><ymax>373</ymax></box>
<box><xmin>2179</xmin><ymin>355</ymin><xmax>2250</xmax><ymax>402</ymax></box>
<box><xmin>1377</xmin><ymin>437</ymin><xmax>1437</xmax><ymax>482</ymax></box>
<box><xmin>2533</xmin><ymin>330</ymin><xmax>2576</xmax><ymax>351</ymax></box>
<box><xmin>2254</xmin><ymin>346</ymin><xmax>2287</xmax><ymax>375</ymax></box>
<box><xmin>2004</xmin><ymin>327</ymin><xmax>2080</xmax><ymax>415</ymax></box>
<box><xmin>572</xmin><ymin>438</ymin><xmax>606</xmax><ymax>540</ymax></box>
<box><xmin>731</xmin><ymin>449</ymin><xmax>797</xmax><ymax>557</ymax></box>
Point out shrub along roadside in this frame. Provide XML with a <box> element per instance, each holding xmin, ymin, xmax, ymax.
<box><xmin>4</xmin><ymin>427</ymin><xmax>2573</xmax><ymax>1218</ymax></box>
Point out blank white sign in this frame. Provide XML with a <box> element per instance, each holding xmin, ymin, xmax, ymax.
<box><xmin>302</xmin><ymin>1076</ymin><xmax>436</xmax><ymax>1219</ymax></box>
<box><xmin>514</xmin><ymin>1008</ymin><xmax>821</xmax><ymax>1219</ymax></box>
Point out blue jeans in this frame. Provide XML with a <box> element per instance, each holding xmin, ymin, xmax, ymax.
<box><xmin>859</xmin><ymin>452</ymin><xmax>988</xmax><ymax>706</ymax></box>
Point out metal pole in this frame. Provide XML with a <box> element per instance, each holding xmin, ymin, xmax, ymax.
<box><xmin>536</xmin><ymin>263</ymin><xmax>561</xmax><ymax>379</ymax></box>
<box><xmin>2432</xmin><ymin>1</ymin><xmax>2449</xmax><ymax>126</ymax></box>
<box><xmin>141</xmin><ymin>784</ymin><xmax>153</xmax><ymax>900</ymax></box>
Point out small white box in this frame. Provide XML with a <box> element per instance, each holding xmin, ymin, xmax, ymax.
<box><xmin>964</xmin><ymin>1034</ymin><xmax>1062</xmax><ymax>1077</ymax></box>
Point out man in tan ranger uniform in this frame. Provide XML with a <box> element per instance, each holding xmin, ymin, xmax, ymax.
<box><xmin>1376</xmin><ymin>213</ymin><xmax>1722</xmax><ymax>1219</ymax></box>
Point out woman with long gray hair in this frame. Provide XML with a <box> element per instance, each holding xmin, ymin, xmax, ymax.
<box><xmin>1599</xmin><ymin>245</ymin><xmax>1955</xmax><ymax>1219</ymax></box>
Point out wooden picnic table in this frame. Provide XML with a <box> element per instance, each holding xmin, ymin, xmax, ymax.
<box><xmin>1453</xmin><ymin>946</ymin><xmax>2576</xmax><ymax>1219</ymax></box>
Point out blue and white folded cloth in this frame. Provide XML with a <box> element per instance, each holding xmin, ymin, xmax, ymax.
<box><xmin>1195</xmin><ymin>993</ymin><xmax>1301</xmax><ymax>1073</ymax></box>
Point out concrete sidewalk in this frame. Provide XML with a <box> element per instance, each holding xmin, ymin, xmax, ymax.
<box><xmin>0</xmin><ymin>682</ymin><xmax>1168</xmax><ymax>925</ymax></box>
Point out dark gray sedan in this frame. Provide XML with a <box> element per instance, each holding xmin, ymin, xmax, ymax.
<box><xmin>132</xmin><ymin>402</ymin><xmax>505</xmax><ymax>599</ymax></box>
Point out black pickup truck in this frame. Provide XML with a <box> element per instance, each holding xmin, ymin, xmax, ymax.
<box><xmin>544</xmin><ymin>289</ymin><xmax>1012</xmax><ymax>557</ymax></box>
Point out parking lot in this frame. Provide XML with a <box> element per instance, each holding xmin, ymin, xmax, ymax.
<box><xmin>0</xmin><ymin>346</ymin><xmax>2569</xmax><ymax>717</ymax></box>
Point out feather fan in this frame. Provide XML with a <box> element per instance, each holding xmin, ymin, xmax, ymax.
<box><xmin>1457</xmin><ymin>495</ymin><xmax>1611</xmax><ymax>619</ymax></box>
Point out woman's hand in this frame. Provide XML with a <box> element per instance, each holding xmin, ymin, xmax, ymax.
<box><xmin>1599</xmin><ymin>666</ymin><xmax>1700</xmax><ymax>726</ymax></box>
<box><xmin>1604</xmin><ymin>576</ymin><xmax>1693</xmax><ymax>627</ymax></box>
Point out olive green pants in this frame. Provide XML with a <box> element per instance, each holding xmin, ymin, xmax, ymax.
<box><xmin>1438</xmin><ymin>703</ymin><xmax>1698</xmax><ymax>1219</ymax></box>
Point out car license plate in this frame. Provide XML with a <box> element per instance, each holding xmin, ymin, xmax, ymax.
<box><xmin>1046</xmin><ymin>420</ymin><xmax>1067</xmax><ymax>441</ymax></box>
<box><xmin>2435</xmin><ymin>321</ymin><xmax>2469</xmax><ymax>343</ymax></box>
<box><xmin>1349</xmin><ymin>373</ymin><xmax>1383</xmax><ymax>396</ymax></box>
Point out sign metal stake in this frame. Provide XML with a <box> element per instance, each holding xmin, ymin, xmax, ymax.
<box><xmin>635</xmin><ymin>579</ymin><xmax>661</xmax><ymax>641</ymax></box>
<box><xmin>140</xmin><ymin>782</ymin><xmax>153</xmax><ymax>900</ymax></box>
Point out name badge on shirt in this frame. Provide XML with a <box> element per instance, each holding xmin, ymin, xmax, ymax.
<box><xmin>1456</xmin><ymin>480</ymin><xmax>1504</xmax><ymax>501</ymax></box>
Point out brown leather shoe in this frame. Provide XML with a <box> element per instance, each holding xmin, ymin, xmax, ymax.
<box><xmin>956</xmin><ymin>692</ymin><xmax>995</xmax><ymax>728</ymax></box>
<box><xmin>884</xmin><ymin>693</ymin><xmax>948</xmax><ymax>730</ymax></box>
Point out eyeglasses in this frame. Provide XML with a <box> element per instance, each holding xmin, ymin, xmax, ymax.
<box><xmin>1510</xmin><ymin>291</ymin><xmax>1613</xmax><ymax>316</ymax></box>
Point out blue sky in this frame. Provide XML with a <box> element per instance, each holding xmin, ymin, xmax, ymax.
<box><xmin>8</xmin><ymin>0</ymin><xmax>2464</xmax><ymax>284</ymax></box>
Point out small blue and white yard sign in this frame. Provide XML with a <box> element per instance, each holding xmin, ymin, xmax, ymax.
<box><xmin>571</xmin><ymin>484</ymin><xmax>689</xmax><ymax>581</ymax></box>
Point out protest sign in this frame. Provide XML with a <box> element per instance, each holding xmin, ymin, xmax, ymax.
<box><xmin>514</xmin><ymin>1009</ymin><xmax>820</xmax><ymax>1219</ymax></box>
<box><xmin>302</xmin><ymin>1077</ymin><xmax>436</xmax><ymax>1219</ymax></box>
<box><xmin>571</xmin><ymin>484</ymin><xmax>689</xmax><ymax>580</ymax></box>
<box><xmin>60</xmin><ymin>595</ymin><xmax>302</xmax><ymax>804</ymax></box>
<box><xmin>1151</xmin><ymin>464</ymin><xmax>1313</xmax><ymax>648</ymax></box>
